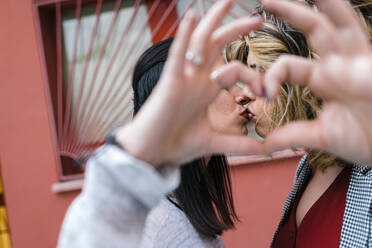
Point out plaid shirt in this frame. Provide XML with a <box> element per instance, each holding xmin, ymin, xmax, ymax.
<box><xmin>271</xmin><ymin>156</ymin><xmax>372</xmax><ymax>247</ymax></box>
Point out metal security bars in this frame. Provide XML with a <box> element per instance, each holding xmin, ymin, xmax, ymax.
<box><xmin>34</xmin><ymin>0</ymin><xmax>255</xmax><ymax>180</ymax></box>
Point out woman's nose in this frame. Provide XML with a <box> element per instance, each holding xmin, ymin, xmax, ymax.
<box><xmin>235</xmin><ymin>87</ymin><xmax>255</xmax><ymax>106</ymax></box>
<box><xmin>235</xmin><ymin>95</ymin><xmax>251</xmax><ymax>105</ymax></box>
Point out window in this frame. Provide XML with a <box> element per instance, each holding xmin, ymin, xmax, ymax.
<box><xmin>34</xmin><ymin>0</ymin><xmax>256</xmax><ymax>181</ymax></box>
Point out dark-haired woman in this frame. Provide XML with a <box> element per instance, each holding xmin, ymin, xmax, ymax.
<box><xmin>132</xmin><ymin>38</ymin><xmax>251</xmax><ymax>247</ymax></box>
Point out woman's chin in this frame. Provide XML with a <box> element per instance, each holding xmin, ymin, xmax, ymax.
<box><xmin>254</xmin><ymin>123</ymin><xmax>271</xmax><ymax>138</ymax></box>
<box><xmin>241</xmin><ymin>126</ymin><xmax>248</xmax><ymax>135</ymax></box>
<box><xmin>246</xmin><ymin>123</ymin><xmax>265</xmax><ymax>141</ymax></box>
<box><xmin>256</xmin><ymin>129</ymin><xmax>266</xmax><ymax>138</ymax></box>
<box><xmin>254</xmin><ymin>129</ymin><xmax>265</xmax><ymax>141</ymax></box>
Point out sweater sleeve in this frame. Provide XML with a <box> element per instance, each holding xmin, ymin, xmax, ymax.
<box><xmin>57</xmin><ymin>145</ymin><xmax>180</xmax><ymax>248</ymax></box>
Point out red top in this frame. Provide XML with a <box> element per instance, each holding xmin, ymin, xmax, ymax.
<box><xmin>273</xmin><ymin>167</ymin><xmax>352</xmax><ymax>248</ymax></box>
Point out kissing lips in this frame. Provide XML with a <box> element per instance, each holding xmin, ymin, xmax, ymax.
<box><xmin>240</xmin><ymin>108</ymin><xmax>256</xmax><ymax>122</ymax></box>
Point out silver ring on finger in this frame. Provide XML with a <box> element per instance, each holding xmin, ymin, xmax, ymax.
<box><xmin>185</xmin><ymin>50</ymin><xmax>204</xmax><ymax>66</ymax></box>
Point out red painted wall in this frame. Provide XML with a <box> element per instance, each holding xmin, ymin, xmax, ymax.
<box><xmin>0</xmin><ymin>0</ymin><xmax>300</xmax><ymax>247</ymax></box>
<box><xmin>0</xmin><ymin>0</ymin><xmax>79</xmax><ymax>247</ymax></box>
<box><xmin>223</xmin><ymin>157</ymin><xmax>299</xmax><ymax>247</ymax></box>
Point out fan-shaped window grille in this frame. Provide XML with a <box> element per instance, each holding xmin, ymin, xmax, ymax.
<box><xmin>34</xmin><ymin>0</ymin><xmax>254</xmax><ymax>181</ymax></box>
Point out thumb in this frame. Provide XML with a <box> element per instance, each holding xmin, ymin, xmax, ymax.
<box><xmin>207</xmin><ymin>132</ymin><xmax>265</xmax><ymax>156</ymax></box>
<box><xmin>264</xmin><ymin>120</ymin><xmax>325</xmax><ymax>154</ymax></box>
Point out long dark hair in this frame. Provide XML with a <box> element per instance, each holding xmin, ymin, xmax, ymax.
<box><xmin>132</xmin><ymin>38</ymin><xmax>238</xmax><ymax>238</ymax></box>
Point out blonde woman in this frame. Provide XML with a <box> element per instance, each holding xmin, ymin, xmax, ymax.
<box><xmin>226</xmin><ymin>1</ymin><xmax>372</xmax><ymax>247</ymax></box>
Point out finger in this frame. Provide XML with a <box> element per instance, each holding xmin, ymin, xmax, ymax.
<box><xmin>264</xmin><ymin>55</ymin><xmax>311</xmax><ymax>98</ymax></box>
<box><xmin>166</xmin><ymin>10</ymin><xmax>198</xmax><ymax>75</ymax></box>
<box><xmin>211</xmin><ymin>61</ymin><xmax>263</xmax><ymax>96</ymax></box>
<box><xmin>315</xmin><ymin>0</ymin><xmax>362</xmax><ymax>29</ymax></box>
<box><xmin>314</xmin><ymin>0</ymin><xmax>370</xmax><ymax>53</ymax></box>
<box><xmin>261</xmin><ymin>0</ymin><xmax>337</xmax><ymax>55</ymax></box>
<box><xmin>206</xmin><ymin>16</ymin><xmax>263</xmax><ymax>67</ymax></box>
<box><xmin>261</xmin><ymin>0</ymin><xmax>327</xmax><ymax>34</ymax></box>
<box><xmin>264</xmin><ymin>55</ymin><xmax>333</xmax><ymax>100</ymax></box>
<box><xmin>188</xmin><ymin>0</ymin><xmax>233</xmax><ymax>61</ymax></box>
<box><xmin>264</xmin><ymin>120</ymin><xmax>325</xmax><ymax>154</ymax></box>
<box><xmin>207</xmin><ymin>133</ymin><xmax>265</xmax><ymax>155</ymax></box>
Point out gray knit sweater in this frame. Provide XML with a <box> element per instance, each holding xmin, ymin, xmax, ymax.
<box><xmin>58</xmin><ymin>145</ymin><xmax>180</xmax><ymax>248</ymax></box>
<box><xmin>141</xmin><ymin>198</ymin><xmax>225</xmax><ymax>248</ymax></box>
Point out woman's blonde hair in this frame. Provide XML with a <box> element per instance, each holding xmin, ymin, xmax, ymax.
<box><xmin>226</xmin><ymin>2</ymin><xmax>372</xmax><ymax>170</ymax></box>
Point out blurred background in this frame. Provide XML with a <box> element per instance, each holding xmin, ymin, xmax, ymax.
<box><xmin>0</xmin><ymin>0</ymin><xmax>301</xmax><ymax>247</ymax></box>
